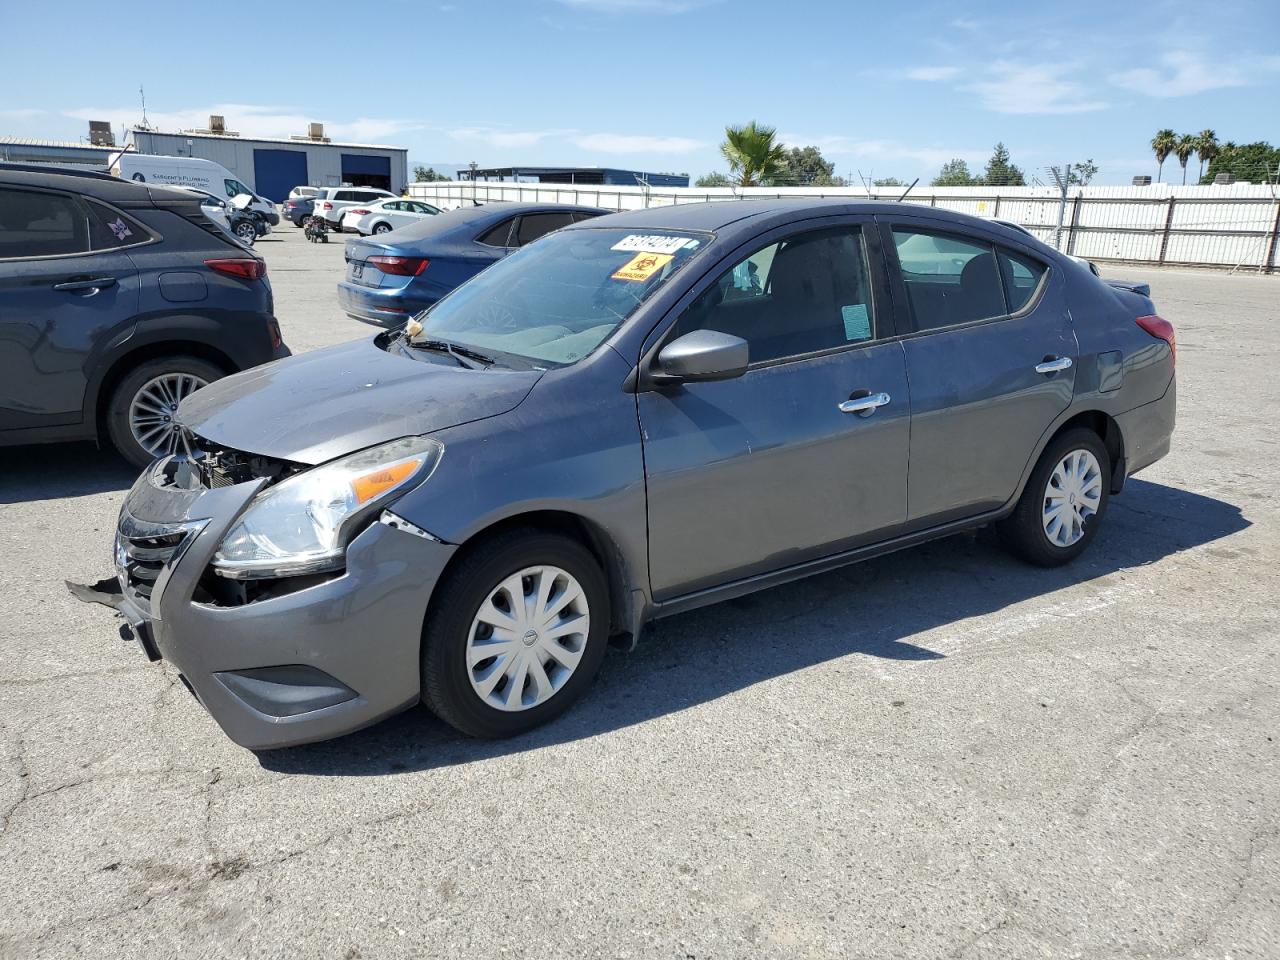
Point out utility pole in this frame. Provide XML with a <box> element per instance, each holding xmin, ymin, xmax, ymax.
<box><xmin>1048</xmin><ymin>162</ymin><xmax>1072</xmax><ymax>250</ymax></box>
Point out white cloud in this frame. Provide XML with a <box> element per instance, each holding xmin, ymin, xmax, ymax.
<box><xmin>906</xmin><ymin>66</ymin><xmax>961</xmax><ymax>82</ymax></box>
<box><xmin>448</xmin><ymin>127</ymin><xmax>567</xmax><ymax>149</ymax></box>
<box><xmin>0</xmin><ymin>108</ymin><xmax>44</xmax><ymax>120</ymax></box>
<box><xmin>63</xmin><ymin>103</ymin><xmax>420</xmax><ymax>144</ymax></box>
<box><xmin>778</xmin><ymin>135</ymin><xmax>987</xmax><ymax>172</ymax></box>
<box><xmin>965</xmin><ymin>61</ymin><xmax>1107</xmax><ymax>114</ymax></box>
<box><xmin>573</xmin><ymin>133</ymin><xmax>704</xmax><ymax>154</ymax></box>
<box><xmin>1108</xmin><ymin>50</ymin><xmax>1276</xmax><ymax>97</ymax></box>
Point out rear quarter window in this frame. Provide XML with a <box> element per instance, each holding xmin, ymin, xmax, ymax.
<box><xmin>87</xmin><ymin>202</ymin><xmax>151</xmax><ymax>250</ymax></box>
<box><xmin>476</xmin><ymin>218</ymin><xmax>515</xmax><ymax>247</ymax></box>
<box><xmin>998</xmin><ymin>247</ymin><xmax>1048</xmax><ymax>313</ymax></box>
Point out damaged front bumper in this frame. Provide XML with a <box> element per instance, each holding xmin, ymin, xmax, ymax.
<box><xmin>114</xmin><ymin>457</ymin><xmax>455</xmax><ymax>750</ymax></box>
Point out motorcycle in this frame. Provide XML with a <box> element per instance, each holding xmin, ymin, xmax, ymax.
<box><xmin>304</xmin><ymin>214</ymin><xmax>330</xmax><ymax>243</ymax></box>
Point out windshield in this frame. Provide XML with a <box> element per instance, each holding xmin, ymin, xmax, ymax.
<box><xmin>410</xmin><ymin>227</ymin><xmax>708</xmax><ymax>366</ymax></box>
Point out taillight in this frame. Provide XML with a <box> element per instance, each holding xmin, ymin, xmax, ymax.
<box><xmin>321</xmin><ymin>201</ymin><xmax>333</xmax><ymax>210</ymax></box>
<box><xmin>368</xmin><ymin>255</ymin><xmax>428</xmax><ymax>276</ymax></box>
<box><xmin>1135</xmin><ymin>315</ymin><xmax>1175</xmax><ymax>365</ymax></box>
<box><xmin>349</xmin><ymin>208</ymin><xmax>371</xmax><ymax>216</ymax></box>
<box><xmin>268</xmin><ymin>319</ymin><xmax>283</xmax><ymax>349</ymax></box>
<box><xmin>206</xmin><ymin>258</ymin><xmax>267</xmax><ymax>280</ymax></box>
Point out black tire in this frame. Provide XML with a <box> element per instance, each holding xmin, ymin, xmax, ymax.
<box><xmin>998</xmin><ymin>427</ymin><xmax>1111</xmax><ymax>567</ymax></box>
<box><xmin>421</xmin><ymin>528</ymin><xmax>610</xmax><ymax>738</ymax></box>
<box><xmin>373</xmin><ymin>222</ymin><xmax>392</xmax><ymax>235</ymax></box>
<box><xmin>234</xmin><ymin>221</ymin><xmax>257</xmax><ymax>245</ymax></box>
<box><xmin>105</xmin><ymin>356</ymin><xmax>226</xmax><ymax>469</ymax></box>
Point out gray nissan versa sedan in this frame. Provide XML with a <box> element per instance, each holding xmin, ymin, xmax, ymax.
<box><xmin>112</xmin><ymin>200</ymin><xmax>1176</xmax><ymax>749</ymax></box>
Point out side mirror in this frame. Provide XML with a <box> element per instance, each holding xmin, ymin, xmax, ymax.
<box><xmin>652</xmin><ymin>330</ymin><xmax>748</xmax><ymax>384</ymax></box>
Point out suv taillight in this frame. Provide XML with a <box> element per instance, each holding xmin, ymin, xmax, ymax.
<box><xmin>368</xmin><ymin>256</ymin><xmax>428</xmax><ymax>276</ymax></box>
<box><xmin>206</xmin><ymin>258</ymin><xmax>267</xmax><ymax>280</ymax></box>
<box><xmin>1135</xmin><ymin>315</ymin><xmax>1175</xmax><ymax>365</ymax></box>
<box><xmin>349</xmin><ymin>208</ymin><xmax>371</xmax><ymax>215</ymax></box>
<box><xmin>321</xmin><ymin>201</ymin><xmax>333</xmax><ymax>210</ymax></box>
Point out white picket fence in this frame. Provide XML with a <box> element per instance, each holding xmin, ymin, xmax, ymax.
<box><xmin>407</xmin><ymin>181</ymin><xmax>1280</xmax><ymax>273</ymax></box>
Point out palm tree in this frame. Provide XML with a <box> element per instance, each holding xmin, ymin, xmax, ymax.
<box><xmin>1151</xmin><ymin>129</ymin><xmax>1176</xmax><ymax>182</ymax></box>
<box><xmin>1174</xmin><ymin>134</ymin><xmax>1196</xmax><ymax>185</ymax></box>
<box><xmin>720</xmin><ymin>121</ymin><xmax>788</xmax><ymax>187</ymax></box>
<box><xmin>1195</xmin><ymin>129</ymin><xmax>1219</xmax><ymax>183</ymax></box>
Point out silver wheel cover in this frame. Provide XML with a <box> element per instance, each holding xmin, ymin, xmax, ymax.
<box><xmin>466</xmin><ymin>565</ymin><xmax>589</xmax><ymax>712</ymax></box>
<box><xmin>128</xmin><ymin>372</ymin><xmax>208</xmax><ymax>458</ymax></box>
<box><xmin>1042</xmin><ymin>449</ymin><xmax>1103</xmax><ymax>547</ymax></box>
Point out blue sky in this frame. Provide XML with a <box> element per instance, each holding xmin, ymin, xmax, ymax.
<box><xmin>1</xmin><ymin>0</ymin><xmax>1277</xmax><ymax>184</ymax></box>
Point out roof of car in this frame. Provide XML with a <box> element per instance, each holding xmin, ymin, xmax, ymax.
<box><xmin>570</xmin><ymin>198</ymin><xmax>990</xmax><ymax>233</ymax></box>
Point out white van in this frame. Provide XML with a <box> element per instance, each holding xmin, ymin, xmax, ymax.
<box><xmin>110</xmin><ymin>154</ymin><xmax>279</xmax><ymax>223</ymax></box>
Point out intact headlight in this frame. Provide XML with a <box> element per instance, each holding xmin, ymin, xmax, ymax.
<box><xmin>212</xmin><ymin>437</ymin><xmax>443</xmax><ymax>580</ymax></box>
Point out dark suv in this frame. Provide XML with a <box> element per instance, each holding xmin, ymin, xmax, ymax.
<box><xmin>0</xmin><ymin>163</ymin><xmax>289</xmax><ymax>467</ymax></box>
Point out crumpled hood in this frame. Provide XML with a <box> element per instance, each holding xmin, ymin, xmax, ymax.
<box><xmin>177</xmin><ymin>337</ymin><xmax>542</xmax><ymax>464</ymax></box>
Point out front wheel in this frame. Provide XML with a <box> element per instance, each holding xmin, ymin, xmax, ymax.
<box><xmin>421</xmin><ymin>529</ymin><xmax>610</xmax><ymax>738</ymax></box>
<box><xmin>234</xmin><ymin>221</ymin><xmax>257</xmax><ymax>244</ymax></box>
<box><xmin>998</xmin><ymin>428</ymin><xmax>1110</xmax><ymax>567</ymax></box>
<box><xmin>105</xmin><ymin>356</ymin><xmax>225</xmax><ymax>469</ymax></box>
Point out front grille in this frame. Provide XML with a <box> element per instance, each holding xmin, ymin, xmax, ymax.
<box><xmin>115</xmin><ymin>515</ymin><xmax>205</xmax><ymax>615</ymax></box>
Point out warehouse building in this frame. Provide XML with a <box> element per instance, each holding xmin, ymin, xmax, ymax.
<box><xmin>461</xmin><ymin>165</ymin><xmax>690</xmax><ymax>187</ymax></box>
<box><xmin>0</xmin><ymin>137</ymin><xmax>127</xmax><ymax>168</ymax></box>
<box><xmin>131</xmin><ymin>119</ymin><xmax>410</xmax><ymax>202</ymax></box>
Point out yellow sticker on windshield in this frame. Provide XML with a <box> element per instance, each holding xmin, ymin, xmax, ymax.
<box><xmin>612</xmin><ymin>252</ymin><xmax>673</xmax><ymax>282</ymax></box>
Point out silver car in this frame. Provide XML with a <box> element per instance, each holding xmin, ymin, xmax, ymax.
<box><xmin>112</xmin><ymin>200</ymin><xmax>1176</xmax><ymax>749</ymax></box>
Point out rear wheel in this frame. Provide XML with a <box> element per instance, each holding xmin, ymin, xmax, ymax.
<box><xmin>421</xmin><ymin>529</ymin><xmax>609</xmax><ymax>738</ymax></box>
<box><xmin>998</xmin><ymin>427</ymin><xmax>1110</xmax><ymax>567</ymax></box>
<box><xmin>105</xmin><ymin>356</ymin><xmax>225</xmax><ymax>469</ymax></box>
<box><xmin>373</xmin><ymin>222</ymin><xmax>392</xmax><ymax>235</ymax></box>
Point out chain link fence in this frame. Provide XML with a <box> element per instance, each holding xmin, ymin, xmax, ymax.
<box><xmin>407</xmin><ymin>181</ymin><xmax>1280</xmax><ymax>273</ymax></box>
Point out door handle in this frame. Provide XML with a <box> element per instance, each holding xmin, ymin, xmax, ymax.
<box><xmin>1035</xmin><ymin>356</ymin><xmax>1073</xmax><ymax>374</ymax></box>
<box><xmin>53</xmin><ymin>277</ymin><xmax>117</xmax><ymax>294</ymax></box>
<box><xmin>838</xmin><ymin>392</ymin><xmax>891</xmax><ymax>416</ymax></box>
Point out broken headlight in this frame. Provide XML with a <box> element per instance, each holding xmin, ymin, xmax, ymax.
<box><xmin>211</xmin><ymin>437</ymin><xmax>443</xmax><ymax>580</ymax></box>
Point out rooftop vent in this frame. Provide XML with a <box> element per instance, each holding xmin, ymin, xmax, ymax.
<box><xmin>88</xmin><ymin>121</ymin><xmax>114</xmax><ymax>147</ymax></box>
<box><xmin>1131</xmin><ymin>175</ymin><xmax>1153</xmax><ymax>186</ymax></box>
<box><xmin>209</xmin><ymin>115</ymin><xmax>226</xmax><ymax>134</ymax></box>
<box><xmin>1213</xmin><ymin>172</ymin><xmax>1236</xmax><ymax>185</ymax></box>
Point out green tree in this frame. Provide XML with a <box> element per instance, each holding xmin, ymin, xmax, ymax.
<box><xmin>1151</xmin><ymin>129</ymin><xmax>1177</xmax><ymax>182</ymax></box>
<box><xmin>695</xmin><ymin>171</ymin><xmax>732</xmax><ymax>187</ymax></box>
<box><xmin>982</xmin><ymin>142</ymin><xmax>1025</xmax><ymax>186</ymax></box>
<box><xmin>873</xmin><ymin>176</ymin><xmax>906</xmax><ymax>186</ymax></box>
<box><xmin>413</xmin><ymin>165</ymin><xmax>449</xmax><ymax>182</ymax></box>
<box><xmin>1068</xmin><ymin>159</ymin><xmax>1099</xmax><ymax>186</ymax></box>
<box><xmin>720</xmin><ymin>121</ymin><xmax>788</xmax><ymax>187</ymax></box>
<box><xmin>1194</xmin><ymin>130</ymin><xmax>1219</xmax><ymax>182</ymax></box>
<box><xmin>932</xmin><ymin>158</ymin><xmax>979</xmax><ymax>186</ymax></box>
<box><xmin>770</xmin><ymin>145</ymin><xmax>846</xmax><ymax>186</ymax></box>
<box><xmin>1174</xmin><ymin>134</ymin><xmax>1196</xmax><ymax>185</ymax></box>
<box><xmin>1201</xmin><ymin>141</ymin><xmax>1280</xmax><ymax>184</ymax></box>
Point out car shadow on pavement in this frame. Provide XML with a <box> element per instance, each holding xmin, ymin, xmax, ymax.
<box><xmin>0</xmin><ymin>442</ymin><xmax>136</xmax><ymax>504</ymax></box>
<box><xmin>257</xmin><ymin>478</ymin><xmax>1250</xmax><ymax>777</ymax></box>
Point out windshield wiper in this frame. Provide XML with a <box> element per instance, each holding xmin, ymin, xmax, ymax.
<box><xmin>408</xmin><ymin>338</ymin><xmax>495</xmax><ymax>370</ymax></box>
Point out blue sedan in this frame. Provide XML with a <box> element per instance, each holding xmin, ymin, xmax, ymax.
<box><xmin>338</xmin><ymin>202</ymin><xmax>607</xmax><ymax>326</ymax></box>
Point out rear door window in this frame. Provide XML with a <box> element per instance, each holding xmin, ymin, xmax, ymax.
<box><xmin>997</xmin><ymin>247</ymin><xmax>1047</xmax><ymax>313</ymax></box>
<box><xmin>513</xmin><ymin>212</ymin><xmax>575</xmax><ymax>247</ymax></box>
<box><xmin>0</xmin><ymin>187</ymin><xmax>89</xmax><ymax>259</ymax></box>
<box><xmin>476</xmin><ymin>218</ymin><xmax>516</xmax><ymax>248</ymax></box>
<box><xmin>891</xmin><ymin>228</ymin><xmax>1006</xmax><ymax>330</ymax></box>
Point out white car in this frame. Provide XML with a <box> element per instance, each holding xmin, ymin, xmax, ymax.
<box><xmin>314</xmin><ymin>186</ymin><xmax>398</xmax><ymax>230</ymax></box>
<box><xmin>341</xmin><ymin>198</ymin><xmax>442</xmax><ymax>236</ymax></box>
